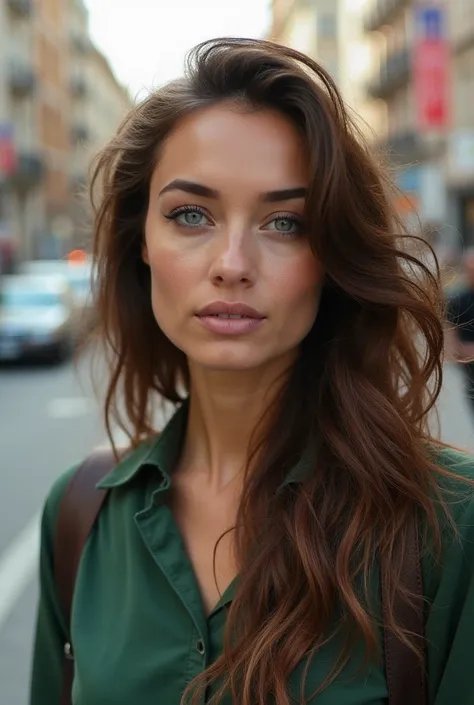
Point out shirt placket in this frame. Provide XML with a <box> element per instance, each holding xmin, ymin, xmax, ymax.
<box><xmin>135</xmin><ymin>482</ymin><xmax>210</xmax><ymax>699</ymax></box>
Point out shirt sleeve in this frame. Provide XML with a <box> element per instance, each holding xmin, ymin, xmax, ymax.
<box><xmin>426</xmin><ymin>453</ymin><xmax>474</xmax><ymax>704</ymax></box>
<box><xmin>29</xmin><ymin>466</ymin><xmax>78</xmax><ymax>705</ymax></box>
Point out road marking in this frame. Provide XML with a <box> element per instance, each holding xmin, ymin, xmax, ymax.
<box><xmin>47</xmin><ymin>397</ymin><xmax>95</xmax><ymax>419</ymax></box>
<box><xmin>0</xmin><ymin>512</ymin><xmax>40</xmax><ymax>629</ymax></box>
<box><xmin>0</xmin><ymin>422</ymin><xmax>123</xmax><ymax>632</ymax></box>
<box><xmin>0</xmin><ymin>410</ymin><xmax>176</xmax><ymax>631</ymax></box>
<box><xmin>0</xmin><ymin>428</ymin><xmax>121</xmax><ymax>632</ymax></box>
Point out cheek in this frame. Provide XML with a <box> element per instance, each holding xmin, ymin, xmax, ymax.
<box><xmin>146</xmin><ymin>245</ymin><xmax>199</xmax><ymax>335</ymax></box>
<box><xmin>147</xmin><ymin>245</ymin><xmax>198</xmax><ymax>302</ymax></box>
<box><xmin>274</xmin><ymin>254</ymin><xmax>323</xmax><ymax>319</ymax></box>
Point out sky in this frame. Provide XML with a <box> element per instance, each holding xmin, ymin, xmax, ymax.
<box><xmin>84</xmin><ymin>0</ymin><xmax>272</xmax><ymax>100</ymax></box>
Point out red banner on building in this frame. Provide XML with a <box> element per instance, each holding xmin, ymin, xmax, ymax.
<box><xmin>413</xmin><ymin>4</ymin><xmax>449</xmax><ymax>131</ymax></box>
<box><xmin>0</xmin><ymin>124</ymin><xmax>17</xmax><ymax>176</ymax></box>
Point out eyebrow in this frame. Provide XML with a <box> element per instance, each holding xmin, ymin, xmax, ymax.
<box><xmin>159</xmin><ymin>179</ymin><xmax>307</xmax><ymax>202</ymax></box>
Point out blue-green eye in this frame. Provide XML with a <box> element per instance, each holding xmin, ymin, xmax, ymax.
<box><xmin>165</xmin><ymin>206</ymin><xmax>211</xmax><ymax>228</ymax></box>
<box><xmin>177</xmin><ymin>211</ymin><xmax>208</xmax><ymax>227</ymax></box>
<box><xmin>265</xmin><ymin>215</ymin><xmax>303</xmax><ymax>237</ymax></box>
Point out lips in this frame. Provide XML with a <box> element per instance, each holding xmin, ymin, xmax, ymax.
<box><xmin>195</xmin><ymin>302</ymin><xmax>266</xmax><ymax>336</ymax></box>
<box><xmin>196</xmin><ymin>302</ymin><xmax>265</xmax><ymax>319</ymax></box>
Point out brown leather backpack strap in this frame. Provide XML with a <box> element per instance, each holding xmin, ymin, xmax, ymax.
<box><xmin>54</xmin><ymin>448</ymin><xmax>117</xmax><ymax>705</ymax></box>
<box><xmin>382</xmin><ymin>513</ymin><xmax>427</xmax><ymax>705</ymax></box>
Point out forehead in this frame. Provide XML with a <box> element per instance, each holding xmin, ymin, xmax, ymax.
<box><xmin>151</xmin><ymin>103</ymin><xmax>308</xmax><ymax>193</ymax></box>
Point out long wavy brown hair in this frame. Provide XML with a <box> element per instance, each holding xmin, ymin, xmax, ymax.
<box><xmin>90</xmin><ymin>37</ymin><xmax>449</xmax><ymax>704</ymax></box>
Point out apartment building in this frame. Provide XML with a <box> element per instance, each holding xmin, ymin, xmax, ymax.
<box><xmin>269</xmin><ymin>0</ymin><xmax>374</xmax><ymax>129</ymax></box>
<box><xmin>0</xmin><ymin>0</ymin><xmax>44</xmax><ymax>264</ymax></box>
<box><xmin>364</xmin><ymin>0</ymin><xmax>474</xmax><ymax>248</ymax></box>
<box><xmin>270</xmin><ymin>0</ymin><xmax>342</xmax><ymax>88</ymax></box>
<box><xmin>0</xmin><ymin>0</ymin><xmax>131</xmax><ymax>268</ymax></box>
<box><xmin>35</xmin><ymin>0</ymin><xmax>73</xmax><ymax>259</ymax></box>
<box><xmin>69</xmin><ymin>7</ymin><xmax>131</xmax><ymax>250</ymax></box>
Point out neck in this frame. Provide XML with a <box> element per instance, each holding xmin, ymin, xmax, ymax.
<box><xmin>180</xmin><ymin>358</ymin><xmax>293</xmax><ymax>492</ymax></box>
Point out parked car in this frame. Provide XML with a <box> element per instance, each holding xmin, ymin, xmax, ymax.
<box><xmin>0</xmin><ymin>274</ymin><xmax>76</xmax><ymax>362</ymax></box>
<box><xmin>19</xmin><ymin>259</ymin><xmax>96</xmax><ymax>337</ymax></box>
<box><xmin>19</xmin><ymin>259</ymin><xmax>95</xmax><ymax>312</ymax></box>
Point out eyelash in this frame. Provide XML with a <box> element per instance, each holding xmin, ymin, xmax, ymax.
<box><xmin>164</xmin><ymin>205</ymin><xmax>209</xmax><ymax>222</ymax></box>
<box><xmin>164</xmin><ymin>205</ymin><xmax>304</xmax><ymax>237</ymax></box>
<box><xmin>268</xmin><ymin>212</ymin><xmax>305</xmax><ymax>237</ymax></box>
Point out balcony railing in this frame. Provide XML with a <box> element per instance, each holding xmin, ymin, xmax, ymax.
<box><xmin>364</xmin><ymin>0</ymin><xmax>410</xmax><ymax>33</ymax></box>
<box><xmin>366</xmin><ymin>47</ymin><xmax>411</xmax><ymax>100</ymax></box>
<box><xmin>9</xmin><ymin>63</ymin><xmax>36</xmax><ymax>97</ymax></box>
<box><xmin>6</xmin><ymin>0</ymin><xmax>32</xmax><ymax>17</ymax></box>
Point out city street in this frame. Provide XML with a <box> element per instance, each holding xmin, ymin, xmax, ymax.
<box><xmin>0</xmin><ymin>352</ymin><xmax>109</xmax><ymax>704</ymax></box>
<box><xmin>0</xmin><ymin>358</ymin><xmax>472</xmax><ymax>704</ymax></box>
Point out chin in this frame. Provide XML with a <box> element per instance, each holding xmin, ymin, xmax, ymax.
<box><xmin>192</xmin><ymin>355</ymin><xmax>266</xmax><ymax>373</ymax></box>
<box><xmin>186</xmin><ymin>341</ymin><xmax>270</xmax><ymax>372</ymax></box>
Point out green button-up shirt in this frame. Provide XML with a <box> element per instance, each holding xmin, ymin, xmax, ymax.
<box><xmin>30</xmin><ymin>404</ymin><xmax>474</xmax><ymax>704</ymax></box>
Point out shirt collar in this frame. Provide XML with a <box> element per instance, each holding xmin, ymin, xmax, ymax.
<box><xmin>96</xmin><ymin>399</ymin><xmax>314</xmax><ymax>490</ymax></box>
<box><xmin>96</xmin><ymin>401</ymin><xmax>189</xmax><ymax>489</ymax></box>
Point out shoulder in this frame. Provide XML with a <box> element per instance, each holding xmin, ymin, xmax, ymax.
<box><xmin>434</xmin><ymin>444</ymin><xmax>474</xmax><ymax>477</ymax></box>
<box><xmin>433</xmin><ymin>444</ymin><xmax>474</xmax><ymax>489</ymax></box>
<box><xmin>423</xmin><ymin>447</ymin><xmax>474</xmax><ymax>698</ymax></box>
<box><xmin>425</xmin><ymin>445</ymin><xmax>474</xmax><ymax>571</ymax></box>
<box><xmin>423</xmin><ymin>446</ymin><xmax>474</xmax><ymax>596</ymax></box>
<box><xmin>40</xmin><ymin>439</ymin><xmax>156</xmax><ymax>539</ymax></box>
<box><xmin>432</xmin><ymin>445</ymin><xmax>474</xmax><ymax>525</ymax></box>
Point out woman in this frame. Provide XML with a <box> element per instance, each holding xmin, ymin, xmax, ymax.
<box><xmin>31</xmin><ymin>38</ymin><xmax>474</xmax><ymax>705</ymax></box>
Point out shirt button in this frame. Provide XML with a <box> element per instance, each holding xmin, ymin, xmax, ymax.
<box><xmin>196</xmin><ymin>639</ymin><xmax>205</xmax><ymax>655</ymax></box>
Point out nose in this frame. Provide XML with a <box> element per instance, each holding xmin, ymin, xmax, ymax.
<box><xmin>208</xmin><ymin>228</ymin><xmax>256</xmax><ymax>287</ymax></box>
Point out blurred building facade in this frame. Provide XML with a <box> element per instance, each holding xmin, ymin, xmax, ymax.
<box><xmin>363</xmin><ymin>0</ymin><xmax>474</xmax><ymax>248</ymax></box>
<box><xmin>0</xmin><ymin>0</ymin><xmax>131</xmax><ymax>270</ymax></box>
<box><xmin>69</xmin><ymin>32</ymin><xmax>131</xmax><ymax>249</ymax></box>
<box><xmin>270</xmin><ymin>0</ymin><xmax>474</xmax><ymax>253</ymax></box>
<box><xmin>269</xmin><ymin>0</ymin><xmax>375</xmax><ymax>130</ymax></box>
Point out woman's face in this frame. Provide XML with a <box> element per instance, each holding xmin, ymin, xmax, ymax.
<box><xmin>144</xmin><ymin>103</ymin><xmax>323</xmax><ymax>373</ymax></box>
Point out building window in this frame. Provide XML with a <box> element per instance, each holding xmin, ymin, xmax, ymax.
<box><xmin>317</xmin><ymin>13</ymin><xmax>337</xmax><ymax>38</ymax></box>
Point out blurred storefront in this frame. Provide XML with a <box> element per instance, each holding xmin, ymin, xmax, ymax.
<box><xmin>0</xmin><ymin>0</ymin><xmax>132</xmax><ymax>266</ymax></box>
